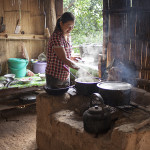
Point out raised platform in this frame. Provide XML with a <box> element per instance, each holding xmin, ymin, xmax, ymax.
<box><xmin>36</xmin><ymin>88</ymin><xmax>150</xmax><ymax>150</ymax></box>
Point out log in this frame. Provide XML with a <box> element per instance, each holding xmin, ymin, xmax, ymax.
<box><xmin>134</xmin><ymin>118</ymin><xmax>150</xmax><ymax>130</ymax></box>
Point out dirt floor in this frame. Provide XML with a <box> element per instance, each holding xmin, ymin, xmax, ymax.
<box><xmin>0</xmin><ymin>104</ymin><xmax>37</xmax><ymax>150</ymax></box>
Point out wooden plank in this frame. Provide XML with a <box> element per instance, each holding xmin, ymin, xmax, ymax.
<box><xmin>0</xmin><ymin>86</ymin><xmax>43</xmax><ymax>96</ymax></box>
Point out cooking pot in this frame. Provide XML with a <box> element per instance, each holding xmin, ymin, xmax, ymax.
<box><xmin>97</xmin><ymin>81</ymin><xmax>132</xmax><ymax>106</ymax></box>
<box><xmin>83</xmin><ymin>93</ymin><xmax>111</xmax><ymax>134</ymax></box>
<box><xmin>75</xmin><ymin>77</ymin><xmax>100</xmax><ymax>95</ymax></box>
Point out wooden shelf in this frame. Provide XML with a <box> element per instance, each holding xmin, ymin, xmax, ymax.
<box><xmin>0</xmin><ymin>33</ymin><xmax>48</xmax><ymax>40</ymax></box>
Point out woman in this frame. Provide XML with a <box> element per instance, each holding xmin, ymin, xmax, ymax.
<box><xmin>46</xmin><ymin>12</ymin><xmax>79</xmax><ymax>89</ymax></box>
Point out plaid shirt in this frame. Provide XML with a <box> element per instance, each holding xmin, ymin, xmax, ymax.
<box><xmin>46</xmin><ymin>30</ymin><xmax>72</xmax><ymax>80</ymax></box>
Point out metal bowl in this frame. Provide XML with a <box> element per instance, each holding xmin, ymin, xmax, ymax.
<box><xmin>4</xmin><ymin>74</ymin><xmax>15</xmax><ymax>79</ymax></box>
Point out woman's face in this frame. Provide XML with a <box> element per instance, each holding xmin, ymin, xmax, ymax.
<box><xmin>60</xmin><ymin>21</ymin><xmax>74</xmax><ymax>35</ymax></box>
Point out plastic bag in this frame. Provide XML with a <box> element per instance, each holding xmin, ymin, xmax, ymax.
<box><xmin>38</xmin><ymin>52</ymin><xmax>46</xmax><ymax>62</ymax></box>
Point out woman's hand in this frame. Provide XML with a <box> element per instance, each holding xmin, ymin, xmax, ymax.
<box><xmin>54</xmin><ymin>47</ymin><xmax>80</xmax><ymax>70</ymax></box>
<box><xmin>71</xmin><ymin>63</ymin><xmax>80</xmax><ymax>70</ymax></box>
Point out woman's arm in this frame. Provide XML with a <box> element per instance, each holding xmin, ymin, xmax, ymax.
<box><xmin>54</xmin><ymin>47</ymin><xmax>79</xmax><ymax>70</ymax></box>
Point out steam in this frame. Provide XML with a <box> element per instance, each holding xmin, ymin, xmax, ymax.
<box><xmin>73</xmin><ymin>43</ymin><xmax>102</xmax><ymax>82</ymax></box>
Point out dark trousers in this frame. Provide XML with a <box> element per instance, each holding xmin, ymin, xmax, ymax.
<box><xmin>46</xmin><ymin>74</ymin><xmax>70</xmax><ymax>89</ymax></box>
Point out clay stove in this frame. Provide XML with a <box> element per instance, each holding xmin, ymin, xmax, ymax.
<box><xmin>36</xmin><ymin>87</ymin><xmax>150</xmax><ymax>150</ymax></box>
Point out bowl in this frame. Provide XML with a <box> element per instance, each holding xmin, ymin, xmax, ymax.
<box><xmin>39</xmin><ymin>74</ymin><xmax>46</xmax><ymax>80</ymax></box>
<box><xmin>19</xmin><ymin>78</ymin><xmax>33</xmax><ymax>84</ymax></box>
<box><xmin>4</xmin><ymin>74</ymin><xmax>15</xmax><ymax>79</ymax></box>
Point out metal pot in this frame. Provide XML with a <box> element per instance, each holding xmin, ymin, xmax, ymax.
<box><xmin>97</xmin><ymin>81</ymin><xmax>132</xmax><ymax>107</ymax></box>
<box><xmin>83</xmin><ymin>93</ymin><xmax>111</xmax><ymax>134</ymax></box>
<box><xmin>75</xmin><ymin>77</ymin><xmax>100</xmax><ymax>95</ymax></box>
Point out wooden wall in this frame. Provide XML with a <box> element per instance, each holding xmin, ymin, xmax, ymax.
<box><xmin>0</xmin><ymin>0</ymin><xmax>63</xmax><ymax>75</ymax></box>
<box><xmin>103</xmin><ymin>0</ymin><xmax>150</xmax><ymax>80</ymax></box>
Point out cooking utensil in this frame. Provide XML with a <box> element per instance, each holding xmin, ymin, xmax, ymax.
<box><xmin>0</xmin><ymin>17</ymin><xmax>6</xmax><ymax>33</ymax></box>
<box><xmin>14</xmin><ymin>19</ymin><xmax>21</xmax><ymax>34</ymax></box>
<box><xmin>19</xmin><ymin>93</ymin><xmax>36</xmax><ymax>104</ymax></box>
<box><xmin>63</xmin><ymin>65</ymin><xmax>77</xmax><ymax>79</ymax></box>
<box><xmin>4</xmin><ymin>74</ymin><xmax>15</xmax><ymax>79</ymax></box>
<box><xmin>44</xmin><ymin>86</ymin><xmax>69</xmax><ymax>95</ymax></box>
<box><xmin>83</xmin><ymin>93</ymin><xmax>111</xmax><ymax>134</ymax></box>
<box><xmin>97</xmin><ymin>81</ymin><xmax>132</xmax><ymax>106</ymax></box>
<box><xmin>75</xmin><ymin>77</ymin><xmax>100</xmax><ymax>95</ymax></box>
<box><xmin>19</xmin><ymin>78</ymin><xmax>33</xmax><ymax>84</ymax></box>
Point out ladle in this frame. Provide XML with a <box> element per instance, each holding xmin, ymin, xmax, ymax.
<box><xmin>63</xmin><ymin>65</ymin><xmax>77</xmax><ymax>79</ymax></box>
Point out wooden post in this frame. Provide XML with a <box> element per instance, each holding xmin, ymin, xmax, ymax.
<box><xmin>45</xmin><ymin>0</ymin><xmax>56</xmax><ymax>35</ymax></box>
<box><xmin>55</xmin><ymin>0</ymin><xmax>63</xmax><ymax>20</ymax></box>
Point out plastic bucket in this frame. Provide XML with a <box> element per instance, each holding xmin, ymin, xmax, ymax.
<box><xmin>8</xmin><ymin>58</ymin><xmax>28</xmax><ymax>78</ymax></box>
<box><xmin>33</xmin><ymin>61</ymin><xmax>47</xmax><ymax>74</ymax></box>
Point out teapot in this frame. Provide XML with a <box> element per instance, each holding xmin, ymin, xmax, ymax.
<box><xmin>83</xmin><ymin>93</ymin><xmax>111</xmax><ymax>134</ymax></box>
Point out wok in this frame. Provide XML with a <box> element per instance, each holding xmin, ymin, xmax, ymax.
<box><xmin>44</xmin><ymin>86</ymin><xmax>69</xmax><ymax>95</ymax></box>
<box><xmin>97</xmin><ymin>81</ymin><xmax>132</xmax><ymax>106</ymax></box>
<box><xmin>75</xmin><ymin>77</ymin><xmax>100</xmax><ymax>95</ymax></box>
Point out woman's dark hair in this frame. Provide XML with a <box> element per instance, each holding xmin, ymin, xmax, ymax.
<box><xmin>54</xmin><ymin>12</ymin><xmax>75</xmax><ymax>32</ymax></box>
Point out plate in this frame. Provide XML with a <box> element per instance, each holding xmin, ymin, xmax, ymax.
<box><xmin>19</xmin><ymin>78</ymin><xmax>33</xmax><ymax>84</ymax></box>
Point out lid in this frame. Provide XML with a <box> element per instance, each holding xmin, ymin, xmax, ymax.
<box><xmin>88</xmin><ymin>106</ymin><xmax>103</xmax><ymax>114</ymax></box>
<box><xmin>75</xmin><ymin>77</ymin><xmax>100</xmax><ymax>84</ymax></box>
<box><xmin>97</xmin><ymin>81</ymin><xmax>132</xmax><ymax>91</ymax></box>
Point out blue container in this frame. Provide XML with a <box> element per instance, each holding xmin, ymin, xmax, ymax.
<box><xmin>8</xmin><ymin>58</ymin><xmax>28</xmax><ymax>78</ymax></box>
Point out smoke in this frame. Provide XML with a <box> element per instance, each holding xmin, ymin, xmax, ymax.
<box><xmin>106</xmin><ymin>59</ymin><xmax>138</xmax><ymax>86</ymax></box>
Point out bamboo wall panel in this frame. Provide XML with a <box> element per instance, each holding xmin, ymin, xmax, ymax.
<box><xmin>30</xmin><ymin>15</ymin><xmax>44</xmax><ymax>34</ymax></box>
<box><xmin>107</xmin><ymin>42</ymin><xmax>129</xmax><ymax>65</ymax></box>
<box><xmin>132</xmin><ymin>0</ymin><xmax>150</xmax><ymax>9</ymax></box>
<box><xmin>0</xmin><ymin>0</ymin><xmax>4</xmax><ymax>16</ymax></box>
<box><xmin>109</xmin><ymin>0</ymin><xmax>130</xmax><ymax>10</ymax></box>
<box><xmin>104</xmin><ymin>0</ymin><xmax>150</xmax><ymax>80</ymax></box>
<box><xmin>4</xmin><ymin>0</ymin><xmax>28</xmax><ymax>11</ymax></box>
<box><xmin>0</xmin><ymin>0</ymin><xmax>55</xmax><ymax>75</ymax></box>
<box><xmin>29</xmin><ymin>0</ymin><xmax>44</xmax><ymax>16</ymax></box>
<box><xmin>109</xmin><ymin>13</ymin><xmax>127</xmax><ymax>43</ymax></box>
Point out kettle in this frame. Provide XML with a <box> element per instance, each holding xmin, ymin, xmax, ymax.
<box><xmin>83</xmin><ymin>93</ymin><xmax>111</xmax><ymax>134</ymax></box>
